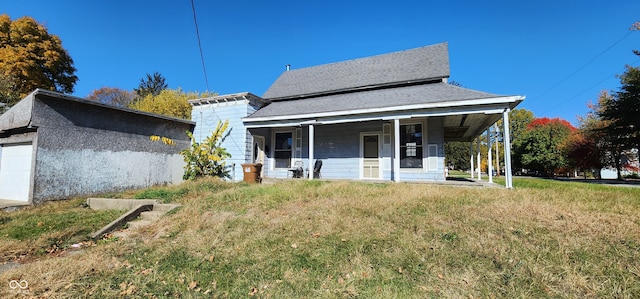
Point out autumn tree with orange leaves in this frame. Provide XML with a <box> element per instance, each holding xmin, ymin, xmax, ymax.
<box><xmin>0</xmin><ymin>14</ymin><xmax>77</xmax><ymax>106</ymax></box>
<box><xmin>562</xmin><ymin>130</ymin><xmax>603</xmax><ymax>178</ymax></box>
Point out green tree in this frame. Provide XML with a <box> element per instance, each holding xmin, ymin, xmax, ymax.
<box><xmin>513</xmin><ymin>117</ymin><xmax>575</xmax><ymax>176</ymax></box>
<box><xmin>588</xmin><ymin>24</ymin><xmax>640</xmax><ymax>179</ymax></box>
<box><xmin>562</xmin><ymin>130</ymin><xmax>602</xmax><ymax>178</ymax></box>
<box><xmin>599</xmin><ymin>65</ymin><xmax>640</xmax><ymax>151</ymax></box>
<box><xmin>86</xmin><ymin>87</ymin><xmax>135</xmax><ymax>107</ymax></box>
<box><xmin>134</xmin><ymin>72</ymin><xmax>167</xmax><ymax>98</ymax></box>
<box><xmin>498</xmin><ymin>108</ymin><xmax>535</xmax><ymax>143</ymax></box>
<box><xmin>495</xmin><ymin>108</ymin><xmax>534</xmax><ymax>170</ymax></box>
<box><xmin>574</xmin><ymin>91</ymin><xmax>618</xmax><ymax>178</ymax></box>
<box><xmin>181</xmin><ymin>120</ymin><xmax>231</xmax><ymax>180</ymax></box>
<box><xmin>444</xmin><ymin>141</ymin><xmax>471</xmax><ymax>170</ymax></box>
<box><xmin>0</xmin><ymin>14</ymin><xmax>77</xmax><ymax>100</ymax></box>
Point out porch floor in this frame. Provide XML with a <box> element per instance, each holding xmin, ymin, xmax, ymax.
<box><xmin>262</xmin><ymin>177</ymin><xmax>501</xmax><ymax>188</ymax></box>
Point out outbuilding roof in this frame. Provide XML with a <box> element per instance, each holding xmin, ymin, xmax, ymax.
<box><xmin>0</xmin><ymin>89</ymin><xmax>195</xmax><ymax>133</ymax></box>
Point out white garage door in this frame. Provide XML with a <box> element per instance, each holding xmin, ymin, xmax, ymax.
<box><xmin>0</xmin><ymin>143</ymin><xmax>33</xmax><ymax>202</ymax></box>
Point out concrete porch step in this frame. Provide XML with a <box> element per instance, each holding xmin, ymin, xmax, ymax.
<box><xmin>153</xmin><ymin>203</ymin><xmax>182</xmax><ymax>213</ymax></box>
<box><xmin>139</xmin><ymin>210</ymin><xmax>163</xmax><ymax>221</ymax></box>
<box><xmin>127</xmin><ymin>219</ymin><xmax>154</xmax><ymax>230</ymax></box>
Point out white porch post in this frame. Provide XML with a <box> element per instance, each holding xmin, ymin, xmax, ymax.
<box><xmin>487</xmin><ymin>128</ymin><xmax>493</xmax><ymax>183</ymax></box>
<box><xmin>502</xmin><ymin>109</ymin><xmax>513</xmax><ymax>188</ymax></box>
<box><xmin>470</xmin><ymin>141</ymin><xmax>475</xmax><ymax>179</ymax></box>
<box><xmin>393</xmin><ymin>118</ymin><xmax>400</xmax><ymax>182</ymax></box>
<box><xmin>308</xmin><ymin>124</ymin><xmax>314</xmax><ymax>180</ymax></box>
<box><xmin>494</xmin><ymin>123</ymin><xmax>500</xmax><ymax>177</ymax></box>
<box><xmin>477</xmin><ymin>139</ymin><xmax>482</xmax><ymax>180</ymax></box>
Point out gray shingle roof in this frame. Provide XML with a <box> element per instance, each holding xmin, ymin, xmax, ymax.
<box><xmin>247</xmin><ymin>83</ymin><xmax>501</xmax><ymax>119</ymax></box>
<box><xmin>263</xmin><ymin>43</ymin><xmax>450</xmax><ymax>100</ymax></box>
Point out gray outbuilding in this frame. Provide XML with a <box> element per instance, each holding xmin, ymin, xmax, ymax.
<box><xmin>0</xmin><ymin>89</ymin><xmax>195</xmax><ymax>205</ymax></box>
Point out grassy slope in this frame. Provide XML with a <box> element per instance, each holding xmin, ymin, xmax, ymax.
<box><xmin>1</xmin><ymin>178</ymin><xmax>639</xmax><ymax>298</ymax></box>
<box><xmin>0</xmin><ymin>198</ymin><xmax>122</xmax><ymax>263</ymax></box>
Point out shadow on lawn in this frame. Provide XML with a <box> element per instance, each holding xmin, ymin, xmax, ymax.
<box><xmin>553</xmin><ymin>177</ymin><xmax>640</xmax><ymax>187</ymax></box>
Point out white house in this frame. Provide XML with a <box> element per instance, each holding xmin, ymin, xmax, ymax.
<box><xmin>189</xmin><ymin>43</ymin><xmax>524</xmax><ymax>187</ymax></box>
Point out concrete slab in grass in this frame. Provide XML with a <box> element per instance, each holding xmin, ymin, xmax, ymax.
<box><xmin>89</xmin><ymin>204</ymin><xmax>154</xmax><ymax>240</ymax></box>
<box><xmin>87</xmin><ymin>198</ymin><xmax>158</xmax><ymax>210</ymax></box>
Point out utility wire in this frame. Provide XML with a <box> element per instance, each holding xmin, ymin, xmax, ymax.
<box><xmin>540</xmin><ymin>59</ymin><xmax>640</xmax><ymax>116</ymax></box>
<box><xmin>190</xmin><ymin>0</ymin><xmax>210</xmax><ymax>92</ymax></box>
<box><xmin>185</xmin><ymin>1</ymin><xmax>257</xmax><ymax>177</ymax></box>
<box><xmin>535</xmin><ymin>30</ymin><xmax>635</xmax><ymax>99</ymax></box>
<box><xmin>189</xmin><ymin>1</ymin><xmax>244</xmax><ymax>154</ymax></box>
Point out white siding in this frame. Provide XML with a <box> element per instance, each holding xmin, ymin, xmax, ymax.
<box><xmin>260</xmin><ymin>118</ymin><xmax>446</xmax><ymax>182</ymax></box>
<box><xmin>191</xmin><ymin>99</ymin><xmax>262</xmax><ymax>181</ymax></box>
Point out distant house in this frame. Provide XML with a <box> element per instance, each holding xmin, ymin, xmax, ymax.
<box><xmin>190</xmin><ymin>43</ymin><xmax>524</xmax><ymax>186</ymax></box>
<box><xmin>0</xmin><ymin>89</ymin><xmax>195</xmax><ymax>204</ymax></box>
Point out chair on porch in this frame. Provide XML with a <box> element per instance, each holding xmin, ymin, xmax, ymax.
<box><xmin>312</xmin><ymin>160</ymin><xmax>322</xmax><ymax>179</ymax></box>
<box><xmin>288</xmin><ymin>160</ymin><xmax>304</xmax><ymax>178</ymax></box>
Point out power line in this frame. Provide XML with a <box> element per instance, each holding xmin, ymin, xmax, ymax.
<box><xmin>535</xmin><ymin>30</ymin><xmax>635</xmax><ymax>99</ymax></box>
<box><xmin>190</xmin><ymin>0</ymin><xmax>210</xmax><ymax>92</ymax></box>
<box><xmin>540</xmin><ymin>59</ymin><xmax>640</xmax><ymax>116</ymax></box>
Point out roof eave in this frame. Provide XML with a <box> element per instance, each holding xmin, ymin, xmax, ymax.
<box><xmin>188</xmin><ymin>92</ymin><xmax>267</xmax><ymax>106</ymax></box>
<box><xmin>244</xmin><ymin>95</ymin><xmax>524</xmax><ymax>123</ymax></box>
<box><xmin>266</xmin><ymin>77</ymin><xmax>448</xmax><ymax>102</ymax></box>
<box><xmin>33</xmin><ymin>89</ymin><xmax>196</xmax><ymax>126</ymax></box>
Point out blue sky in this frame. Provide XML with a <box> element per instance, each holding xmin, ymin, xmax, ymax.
<box><xmin>4</xmin><ymin>0</ymin><xmax>640</xmax><ymax>125</ymax></box>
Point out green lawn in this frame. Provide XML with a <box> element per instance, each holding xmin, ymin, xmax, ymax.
<box><xmin>1</xmin><ymin>177</ymin><xmax>639</xmax><ymax>298</ymax></box>
<box><xmin>0</xmin><ymin>198</ymin><xmax>122</xmax><ymax>263</ymax></box>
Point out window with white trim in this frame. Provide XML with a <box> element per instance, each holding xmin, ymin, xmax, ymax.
<box><xmin>274</xmin><ymin>132</ymin><xmax>292</xmax><ymax>168</ymax></box>
<box><xmin>400</xmin><ymin>124</ymin><xmax>423</xmax><ymax>168</ymax></box>
<box><xmin>294</xmin><ymin>128</ymin><xmax>302</xmax><ymax>159</ymax></box>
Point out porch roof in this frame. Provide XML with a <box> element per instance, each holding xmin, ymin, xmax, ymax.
<box><xmin>243</xmin><ymin>83</ymin><xmax>524</xmax><ymax>141</ymax></box>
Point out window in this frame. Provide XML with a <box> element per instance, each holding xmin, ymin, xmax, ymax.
<box><xmin>363</xmin><ymin>135</ymin><xmax>379</xmax><ymax>158</ymax></box>
<box><xmin>274</xmin><ymin>132</ymin><xmax>292</xmax><ymax>168</ymax></box>
<box><xmin>383</xmin><ymin>124</ymin><xmax>391</xmax><ymax>145</ymax></box>
<box><xmin>400</xmin><ymin>124</ymin><xmax>423</xmax><ymax>168</ymax></box>
<box><xmin>295</xmin><ymin>128</ymin><xmax>302</xmax><ymax>159</ymax></box>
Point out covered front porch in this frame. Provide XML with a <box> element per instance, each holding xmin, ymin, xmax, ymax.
<box><xmin>243</xmin><ymin>96</ymin><xmax>521</xmax><ymax>188</ymax></box>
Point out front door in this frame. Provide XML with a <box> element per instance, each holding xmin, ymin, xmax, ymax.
<box><xmin>361</xmin><ymin>134</ymin><xmax>380</xmax><ymax>179</ymax></box>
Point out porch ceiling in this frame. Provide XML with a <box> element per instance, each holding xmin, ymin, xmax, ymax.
<box><xmin>244</xmin><ymin>97</ymin><xmax>521</xmax><ymax>142</ymax></box>
<box><xmin>443</xmin><ymin>113</ymin><xmax>503</xmax><ymax>142</ymax></box>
